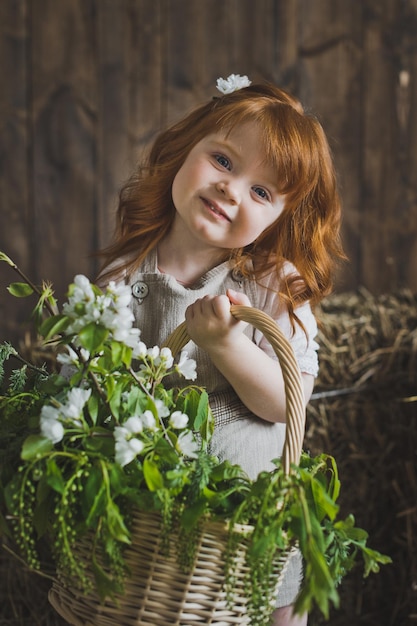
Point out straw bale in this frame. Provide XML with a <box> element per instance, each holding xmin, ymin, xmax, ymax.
<box><xmin>0</xmin><ymin>544</ymin><xmax>66</xmax><ymax>625</ymax></box>
<box><xmin>306</xmin><ymin>289</ymin><xmax>417</xmax><ymax>625</ymax></box>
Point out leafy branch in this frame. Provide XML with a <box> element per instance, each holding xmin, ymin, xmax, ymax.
<box><xmin>0</xmin><ymin>251</ymin><xmax>392</xmax><ymax>624</ymax></box>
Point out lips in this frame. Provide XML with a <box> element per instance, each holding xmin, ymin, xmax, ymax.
<box><xmin>201</xmin><ymin>197</ymin><xmax>231</xmax><ymax>222</ymax></box>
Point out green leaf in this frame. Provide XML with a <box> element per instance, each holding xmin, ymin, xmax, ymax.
<box><xmin>126</xmin><ymin>387</ymin><xmax>147</xmax><ymax>416</ymax></box>
<box><xmin>84</xmin><ymin>428</ymin><xmax>114</xmax><ymax>456</ymax></box>
<box><xmin>110</xmin><ymin>341</ymin><xmax>132</xmax><ymax>369</ymax></box>
<box><xmin>7</xmin><ymin>282</ymin><xmax>34</xmax><ymax>297</ymax></box>
<box><xmin>78</xmin><ymin>321</ymin><xmax>109</xmax><ymax>353</ymax></box>
<box><xmin>121</xmin><ymin>344</ymin><xmax>133</xmax><ymax>368</ymax></box>
<box><xmin>45</xmin><ymin>458</ymin><xmax>65</xmax><ymax>494</ymax></box>
<box><xmin>295</xmin><ymin>533</ymin><xmax>339</xmax><ymax>618</ymax></box>
<box><xmin>154</xmin><ymin>437</ymin><xmax>179</xmax><ymax>464</ymax></box>
<box><xmin>362</xmin><ymin>547</ymin><xmax>392</xmax><ymax>576</ymax></box>
<box><xmin>110</xmin><ymin>341</ymin><xmax>123</xmax><ymax>368</ymax></box>
<box><xmin>108</xmin><ymin>381</ymin><xmax>123</xmax><ymax>420</ymax></box>
<box><xmin>181</xmin><ymin>500</ymin><xmax>208</xmax><ymax>530</ymax></box>
<box><xmin>0</xmin><ymin>251</ymin><xmax>15</xmax><ymax>266</ymax></box>
<box><xmin>326</xmin><ymin>455</ymin><xmax>341</xmax><ymax>502</ymax></box>
<box><xmin>195</xmin><ymin>391</ymin><xmax>209</xmax><ymax>431</ymax></box>
<box><xmin>21</xmin><ymin>435</ymin><xmax>52</xmax><ymax>460</ymax></box>
<box><xmin>91</xmin><ymin>551</ymin><xmax>124</xmax><ymax>602</ymax></box>
<box><xmin>182</xmin><ymin>389</ymin><xmax>212</xmax><ymax>443</ymax></box>
<box><xmin>181</xmin><ymin>388</ymin><xmax>199</xmax><ymax>419</ymax></box>
<box><xmin>84</xmin><ymin>469</ymin><xmax>107</xmax><ymax>525</ymax></box>
<box><xmin>39</xmin><ymin>314</ymin><xmax>70</xmax><ymax>341</ymax></box>
<box><xmin>33</xmin><ymin>478</ymin><xmax>54</xmax><ymax>536</ymax></box>
<box><xmin>87</xmin><ymin>393</ymin><xmax>99</xmax><ymax>425</ymax></box>
<box><xmin>106</xmin><ymin>500</ymin><xmax>130</xmax><ymax>543</ymax></box>
<box><xmin>108</xmin><ymin>463</ymin><xmax>129</xmax><ymax>496</ymax></box>
<box><xmin>310</xmin><ymin>474</ymin><xmax>339</xmax><ymax>522</ymax></box>
<box><xmin>143</xmin><ymin>457</ymin><xmax>164</xmax><ymax>491</ymax></box>
<box><xmin>36</xmin><ymin>474</ymin><xmax>53</xmax><ymax>503</ymax></box>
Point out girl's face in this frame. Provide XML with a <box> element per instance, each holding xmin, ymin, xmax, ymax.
<box><xmin>171</xmin><ymin>121</ymin><xmax>285</xmax><ymax>253</ymax></box>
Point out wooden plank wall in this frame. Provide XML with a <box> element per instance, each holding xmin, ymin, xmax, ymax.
<box><xmin>0</xmin><ymin>0</ymin><xmax>416</xmax><ymax>343</ymax></box>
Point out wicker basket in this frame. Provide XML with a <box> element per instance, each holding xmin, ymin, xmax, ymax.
<box><xmin>49</xmin><ymin>305</ymin><xmax>306</xmax><ymax>626</ymax></box>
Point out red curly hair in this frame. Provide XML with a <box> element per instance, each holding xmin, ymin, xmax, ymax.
<box><xmin>99</xmin><ymin>82</ymin><xmax>345</xmax><ymax>325</ymax></box>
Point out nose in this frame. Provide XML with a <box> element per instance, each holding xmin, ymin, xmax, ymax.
<box><xmin>216</xmin><ymin>180</ymin><xmax>239</xmax><ymax>204</ymax></box>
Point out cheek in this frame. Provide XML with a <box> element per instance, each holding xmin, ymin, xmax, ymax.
<box><xmin>171</xmin><ymin>174</ymin><xmax>180</xmax><ymax>205</ymax></box>
<box><xmin>236</xmin><ymin>217</ymin><xmax>268</xmax><ymax>246</ymax></box>
<box><xmin>254</xmin><ymin>213</ymin><xmax>278</xmax><ymax>234</ymax></box>
<box><xmin>171</xmin><ymin>165</ymin><xmax>190</xmax><ymax>207</ymax></box>
<box><xmin>172</xmin><ymin>160</ymin><xmax>201</xmax><ymax>201</ymax></box>
<box><xmin>243</xmin><ymin>212</ymin><xmax>280</xmax><ymax>244</ymax></box>
<box><xmin>263</xmin><ymin>203</ymin><xmax>285</xmax><ymax>233</ymax></box>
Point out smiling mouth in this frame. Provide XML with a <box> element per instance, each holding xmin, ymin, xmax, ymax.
<box><xmin>202</xmin><ymin>198</ymin><xmax>231</xmax><ymax>222</ymax></box>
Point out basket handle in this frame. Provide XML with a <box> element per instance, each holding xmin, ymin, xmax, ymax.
<box><xmin>163</xmin><ymin>304</ymin><xmax>306</xmax><ymax>474</ymax></box>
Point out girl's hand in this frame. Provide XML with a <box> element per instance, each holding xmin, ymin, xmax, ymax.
<box><xmin>185</xmin><ymin>289</ymin><xmax>313</xmax><ymax>423</ymax></box>
<box><xmin>226</xmin><ymin>288</ymin><xmax>251</xmax><ymax>308</ymax></box>
<box><xmin>185</xmin><ymin>289</ymin><xmax>251</xmax><ymax>350</ymax></box>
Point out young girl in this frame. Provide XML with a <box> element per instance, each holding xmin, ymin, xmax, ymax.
<box><xmin>99</xmin><ymin>75</ymin><xmax>344</xmax><ymax>626</ymax></box>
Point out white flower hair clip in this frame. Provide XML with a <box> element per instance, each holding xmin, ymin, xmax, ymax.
<box><xmin>216</xmin><ymin>74</ymin><xmax>251</xmax><ymax>95</ymax></box>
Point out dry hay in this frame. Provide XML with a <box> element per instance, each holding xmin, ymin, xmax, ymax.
<box><xmin>0</xmin><ymin>545</ymin><xmax>67</xmax><ymax>626</ymax></box>
<box><xmin>306</xmin><ymin>289</ymin><xmax>417</xmax><ymax>626</ymax></box>
<box><xmin>1</xmin><ymin>289</ymin><xmax>416</xmax><ymax>625</ymax></box>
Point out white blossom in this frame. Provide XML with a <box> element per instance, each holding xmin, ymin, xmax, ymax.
<box><xmin>113</xmin><ymin>425</ymin><xmax>129</xmax><ymax>442</ymax></box>
<box><xmin>72</xmin><ymin>274</ymin><xmax>96</xmax><ymax>302</ymax></box>
<box><xmin>114</xmin><ymin>415</ymin><xmax>146</xmax><ymax>466</ymax></box>
<box><xmin>115</xmin><ymin>436</ymin><xmax>144</xmax><ymax>467</ymax></box>
<box><xmin>141</xmin><ymin>410</ymin><xmax>157</xmax><ymax>430</ymax></box>
<box><xmin>154</xmin><ymin>399</ymin><xmax>170</xmax><ymax>418</ymax></box>
<box><xmin>57</xmin><ymin>345</ymin><xmax>80</xmax><ymax>366</ymax></box>
<box><xmin>133</xmin><ymin>341</ymin><xmax>147</xmax><ymax>359</ymax></box>
<box><xmin>169</xmin><ymin>411</ymin><xmax>189</xmax><ymax>429</ymax></box>
<box><xmin>40</xmin><ymin>405</ymin><xmax>64</xmax><ymax>443</ymax></box>
<box><xmin>216</xmin><ymin>74</ymin><xmax>251</xmax><ymax>95</ymax></box>
<box><xmin>147</xmin><ymin>346</ymin><xmax>160</xmax><ymax>360</ymax></box>
<box><xmin>176</xmin><ymin>351</ymin><xmax>197</xmax><ymax>380</ymax></box>
<box><xmin>101</xmin><ymin>308</ymin><xmax>133</xmax><ymax>335</ymax></box>
<box><xmin>106</xmin><ymin>281</ymin><xmax>132</xmax><ymax>308</ymax></box>
<box><xmin>62</xmin><ymin>275</ymin><xmax>143</xmax><ymax>351</ymax></box>
<box><xmin>39</xmin><ymin>387</ymin><xmax>91</xmax><ymax>443</ymax></box>
<box><xmin>61</xmin><ymin>388</ymin><xmax>91</xmax><ymax>424</ymax></box>
<box><xmin>154</xmin><ymin>347</ymin><xmax>174</xmax><ymax>369</ymax></box>
<box><xmin>40</xmin><ymin>417</ymin><xmax>64</xmax><ymax>444</ymax></box>
<box><xmin>123</xmin><ymin>415</ymin><xmax>143</xmax><ymax>434</ymax></box>
<box><xmin>177</xmin><ymin>431</ymin><xmax>199</xmax><ymax>458</ymax></box>
<box><xmin>41</xmin><ymin>404</ymin><xmax>60</xmax><ymax>422</ymax></box>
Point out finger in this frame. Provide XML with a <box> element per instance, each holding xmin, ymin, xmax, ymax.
<box><xmin>226</xmin><ymin>288</ymin><xmax>252</xmax><ymax>306</ymax></box>
<box><xmin>185</xmin><ymin>296</ymin><xmax>216</xmax><ymax>320</ymax></box>
<box><xmin>210</xmin><ymin>294</ymin><xmax>232</xmax><ymax>319</ymax></box>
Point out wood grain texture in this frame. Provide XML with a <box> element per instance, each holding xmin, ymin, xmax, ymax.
<box><xmin>0</xmin><ymin>0</ymin><xmax>31</xmax><ymax>340</ymax></box>
<box><xmin>26</xmin><ymin>0</ymin><xmax>98</xmax><ymax>317</ymax></box>
<box><xmin>297</xmin><ymin>0</ymin><xmax>364</xmax><ymax>288</ymax></box>
<box><xmin>0</xmin><ymin>0</ymin><xmax>417</xmax><ymax>346</ymax></box>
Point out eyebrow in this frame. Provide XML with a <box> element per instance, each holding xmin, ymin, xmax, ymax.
<box><xmin>206</xmin><ymin>137</ymin><xmax>242</xmax><ymax>157</ymax></box>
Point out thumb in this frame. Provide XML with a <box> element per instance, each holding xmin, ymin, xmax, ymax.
<box><xmin>226</xmin><ymin>288</ymin><xmax>252</xmax><ymax>306</ymax></box>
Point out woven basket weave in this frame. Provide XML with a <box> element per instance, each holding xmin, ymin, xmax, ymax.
<box><xmin>49</xmin><ymin>305</ymin><xmax>306</xmax><ymax>626</ymax></box>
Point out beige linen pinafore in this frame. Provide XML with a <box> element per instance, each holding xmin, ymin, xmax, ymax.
<box><xmin>127</xmin><ymin>249</ymin><xmax>319</xmax><ymax>608</ymax></box>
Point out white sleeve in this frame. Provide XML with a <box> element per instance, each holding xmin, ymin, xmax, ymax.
<box><xmin>257</xmin><ymin>301</ymin><xmax>319</xmax><ymax>377</ymax></box>
<box><xmin>252</xmin><ymin>267</ymin><xmax>319</xmax><ymax>377</ymax></box>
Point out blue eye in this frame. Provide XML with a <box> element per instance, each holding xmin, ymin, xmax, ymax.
<box><xmin>253</xmin><ymin>186</ymin><xmax>269</xmax><ymax>200</ymax></box>
<box><xmin>215</xmin><ymin>154</ymin><xmax>231</xmax><ymax>169</ymax></box>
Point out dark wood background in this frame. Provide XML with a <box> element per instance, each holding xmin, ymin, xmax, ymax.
<box><xmin>0</xmin><ymin>3</ymin><xmax>416</xmax><ymax>625</ymax></box>
<box><xmin>1</xmin><ymin>0</ymin><xmax>417</xmax><ymax>341</ymax></box>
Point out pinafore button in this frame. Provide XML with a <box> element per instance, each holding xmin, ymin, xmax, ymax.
<box><xmin>132</xmin><ymin>281</ymin><xmax>149</xmax><ymax>303</ymax></box>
